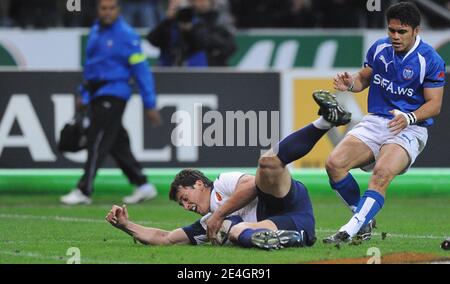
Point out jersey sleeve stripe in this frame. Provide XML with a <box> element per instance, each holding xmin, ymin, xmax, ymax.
<box><xmin>418</xmin><ymin>53</ymin><xmax>426</xmax><ymax>84</ymax></box>
<box><xmin>373</xmin><ymin>43</ymin><xmax>392</xmax><ymax>62</ymax></box>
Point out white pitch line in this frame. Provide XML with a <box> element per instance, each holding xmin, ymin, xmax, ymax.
<box><xmin>0</xmin><ymin>250</ymin><xmax>136</xmax><ymax>264</ymax></box>
<box><xmin>0</xmin><ymin>213</ymin><xmax>183</xmax><ymax>227</ymax></box>
<box><xmin>0</xmin><ymin>213</ymin><xmax>103</xmax><ymax>223</ymax></box>
<box><xmin>0</xmin><ymin>239</ymin><xmax>125</xmax><ymax>245</ymax></box>
<box><xmin>0</xmin><ymin>213</ymin><xmax>446</xmax><ymax>241</ymax></box>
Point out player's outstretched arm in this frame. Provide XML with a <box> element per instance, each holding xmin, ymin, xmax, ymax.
<box><xmin>334</xmin><ymin>67</ymin><xmax>372</xmax><ymax>93</ymax></box>
<box><xmin>105</xmin><ymin>205</ymin><xmax>191</xmax><ymax>245</ymax></box>
<box><xmin>206</xmin><ymin>175</ymin><xmax>257</xmax><ymax>244</ymax></box>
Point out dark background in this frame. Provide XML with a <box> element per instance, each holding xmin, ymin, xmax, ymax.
<box><xmin>0</xmin><ymin>71</ymin><xmax>448</xmax><ymax>168</ymax></box>
<box><xmin>0</xmin><ymin>71</ymin><xmax>280</xmax><ymax>168</ymax></box>
<box><xmin>414</xmin><ymin>73</ymin><xmax>450</xmax><ymax>167</ymax></box>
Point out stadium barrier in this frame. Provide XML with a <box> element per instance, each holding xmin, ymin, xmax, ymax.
<box><xmin>0</xmin><ymin>71</ymin><xmax>449</xmax><ymax>194</ymax></box>
<box><xmin>0</xmin><ymin>168</ymin><xmax>449</xmax><ymax>195</ymax></box>
<box><xmin>0</xmin><ymin>70</ymin><xmax>280</xmax><ymax>168</ymax></box>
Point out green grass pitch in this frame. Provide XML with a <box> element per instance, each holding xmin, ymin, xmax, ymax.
<box><xmin>0</xmin><ymin>189</ymin><xmax>449</xmax><ymax>264</ymax></box>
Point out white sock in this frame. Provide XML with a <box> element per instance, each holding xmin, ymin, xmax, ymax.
<box><xmin>313</xmin><ymin>117</ymin><xmax>333</xmax><ymax>130</ymax></box>
<box><xmin>339</xmin><ymin>213</ymin><xmax>366</xmax><ymax>237</ymax></box>
<box><xmin>339</xmin><ymin>196</ymin><xmax>377</xmax><ymax>237</ymax></box>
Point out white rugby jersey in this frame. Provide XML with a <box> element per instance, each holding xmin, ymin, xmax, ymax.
<box><xmin>182</xmin><ymin>172</ymin><xmax>258</xmax><ymax>245</ymax></box>
<box><xmin>209</xmin><ymin>172</ymin><xmax>258</xmax><ymax>222</ymax></box>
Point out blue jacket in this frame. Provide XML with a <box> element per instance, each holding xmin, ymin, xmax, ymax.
<box><xmin>157</xmin><ymin>19</ymin><xmax>208</xmax><ymax>67</ymax></box>
<box><xmin>146</xmin><ymin>14</ymin><xmax>208</xmax><ymax>67</ymax></box>
<box><xmin>81</xmin><ymin>16</ymin><xmax>157</xmax><ymax>109</ymax></box>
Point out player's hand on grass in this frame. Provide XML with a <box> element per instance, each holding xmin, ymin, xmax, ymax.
<box><xmin>388</xmin><ymin>110</ymin><xmax>408</xmax><ymax>135</ymax></box>
<box><xmin>334</xmin><ymin>72</ymin><xmax>353</xmax><ymax>92</ymax></box>
<box><xmin>105</xmin><ymin>204</ymin><xmax>129</xmax><ymax>229</ymax></box>
<box><xmin>206</xmin><ymin>213</ymin><xmax>225</xmax><ymax>245</ymax></box>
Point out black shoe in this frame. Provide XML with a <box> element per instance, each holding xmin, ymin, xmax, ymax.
<box><xmin>251</xmin><ymin>230</ymin><xmax>305</xmax><ymax>250</ymax></box>
<box><xmin>323</xmin><ymin>231</ymin><xmax>351</xmax><ymax>245</ymax></box>
<box><xmin>312</xmin><ymin>90</ymin><xmax>352</xmax><ymax>126</ymax></box>
<box><xmin>356</xmin><ymin>219</ymin><xmax>377</xmax><ymax>241</ymax></box>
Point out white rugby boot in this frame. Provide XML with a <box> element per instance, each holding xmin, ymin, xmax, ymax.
<box><xmin>60</xmin><ymin>189</ymin><xmax>92</xmax><ymax>205</ymax></box>
<box><xmin>123</xmin><ymin>183</ymin><xmax>158</xmax><ymax>204</ymax></box>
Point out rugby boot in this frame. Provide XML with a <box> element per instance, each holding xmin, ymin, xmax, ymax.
<box><xmin>322</xmin><ymin>231</ymin><xmax>351</xmax><ymax>245</ymax></box>
<box><xmin>251</xmin><ymin>230</ymin><xmax>305</xmax><ymax>250</ymax></box>
<box><xmin>313</xmin><ymin>90</ymin><xmax>352</xmax><ymax>126</ymax></box>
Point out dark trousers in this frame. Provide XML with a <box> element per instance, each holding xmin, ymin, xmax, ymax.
<box><xmin>78</xmin><ymin>96</ymin><xmax>147</xmax><ymax>196</ymax></box>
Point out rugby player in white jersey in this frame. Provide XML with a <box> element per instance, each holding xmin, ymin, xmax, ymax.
<box><xmin>106</xmin><ymin>91</ymin><xmax>352</xmax><ymax>249</ymax></box>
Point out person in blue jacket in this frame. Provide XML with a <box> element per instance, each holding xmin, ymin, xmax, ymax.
<box><xmin>61</xmin><ymin>0</ymin><xmax>162</xmax><ymax>205</ymax></box>
<box><xmin>147</xmin><ymin>7</ymin><xmax>209</xmax><ymax>67</ymax></box>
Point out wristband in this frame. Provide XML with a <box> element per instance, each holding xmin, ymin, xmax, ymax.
<box><xmin>406</xmin><ymin>112</ymin><xmax>417</xmax><ymax>125</ymax></box>
<box><xmin>392</xmin><ymin>110</ymin><xmax>417</xmax><ymax>125</ymax></box>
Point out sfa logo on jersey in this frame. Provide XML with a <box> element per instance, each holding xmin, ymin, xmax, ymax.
<box><xmin>403</xmin><ymin>67</ymin><xmax>414</xmax><ymax>80</ymax></box>
<box><xmin>373</xmin><ymin>74</ymin><xmax>414</xmax><ymax>97</ymax></box>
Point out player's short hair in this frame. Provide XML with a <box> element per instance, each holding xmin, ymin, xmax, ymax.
<box><xmin>169</xmin><ymin>169</ymin><xmax>213</xmax><ymax>201</ymax></box>
<box><xmin>386</xmin><ymin>2</ymin><xmax>421</xmax><ymax>29</ymax></box>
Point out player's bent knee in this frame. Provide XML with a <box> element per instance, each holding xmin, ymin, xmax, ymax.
<box><xmin>258</xmin><ymin>156</ymin><xmax>281</xmax><ymax>170</ymax></box>
<box><xmin>325</xmin><ymin>154</ymin><xmax>349</xmax><ymax>174</ymax></box>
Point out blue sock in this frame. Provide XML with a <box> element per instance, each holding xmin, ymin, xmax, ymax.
<box><xmin>237</xmin><ymin>228</ymin><xmax>269</xmax><ymax>248</ymax></box>
<box><xmin>276</xmin><ymin>124</ymin><xmax>327</xmax><ymax>164</ymax></box>
<box><xmin>330</xmin><ymin>173</ymin><xmax>361</xmax><ymax>212</ymax></box>
<box><xmin>356</xmin><ymin>190</ymin><xmax>384</xmax><ymax>227</ymax></box>
<box><xmin>224</xmin><ymin>215</ymin><xmax>243</xmax><ymax>232</ymax></box>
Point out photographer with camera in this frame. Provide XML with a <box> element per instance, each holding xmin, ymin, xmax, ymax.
<box><xmin>147</xmin><ymin>0</ymin><xmax>236</xmax><ymax>67</ymax></box>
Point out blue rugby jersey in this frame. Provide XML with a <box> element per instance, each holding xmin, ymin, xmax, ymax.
<box><xmin>364</xmin><ymin>35</ymin><xmax>446</xmax><ymax>126</ymax></box>
<box><xmin>81</xmin><ymin>16</ymin><xmax>157</xmax><ymax>109</ymax></box>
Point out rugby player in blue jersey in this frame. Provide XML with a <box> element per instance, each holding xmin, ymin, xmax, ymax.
<box><xmin>319</xmin><ymin>2</ymin><xmax>446</xmax><ymax>244</ymax></box>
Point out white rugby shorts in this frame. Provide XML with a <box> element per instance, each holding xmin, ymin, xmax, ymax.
<box><xmin>347</xmin><ymin>114</ymin><xmax>428</xmax><ymax>173</ymax></box>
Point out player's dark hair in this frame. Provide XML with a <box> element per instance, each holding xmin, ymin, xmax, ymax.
<box><xmin>169</xmin><ymin>169</ymin><xmax>213</xmax><ymax>201</ymax></box>
<box><xmin>386</xmin><ymin>2</ymin><xmax>421</xmax><ymax>29</ymax></box>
